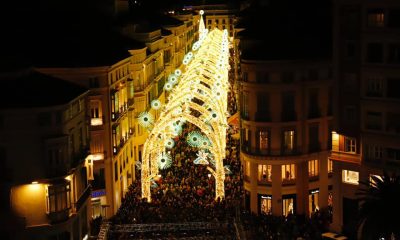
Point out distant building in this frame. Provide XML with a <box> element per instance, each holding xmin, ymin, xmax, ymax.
<box><xmin>234</xmin><ymin>1</ymin><xmax>333</xmax><ymax>216</ymax></box>
<box><xmin>331</xmin><ymin>0</ymin><xmax>400</xmax><ymax>238</ymax></box>
<box><xmin>0</xmin><ymin>69</ymin><xmax>91</xmax><ymax>240</ymax></box>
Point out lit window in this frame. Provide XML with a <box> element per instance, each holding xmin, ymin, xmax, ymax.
<box><xmin>283</xmin><ymin>196</ymin><xmax>295</xmax><ymax>216</ymax></box>
<box><xmin>258</xmin><ymin>164</ymin><xmax>272</xmax><ymax>182</ymax></box>
<box><xmin>328</xmin><ymin>159</ymin><xmax>333</xmax><ymax>174</ymax></box>
<box><xmin>309</xmin><ymin>189</ymin><xmax>319</xmax><ymax>215</ymax></box>
<box><xmin>342</xmin><ymin>170</ymin><xmax>359</xmax><ymax>185</ymax></box>
<box><xmin>282</xmin><ymin>164</ymin><xmax>295</xmax><ymax>181</ymax></box>
<box><xmin>308</xmin><ymin>160</ymin><xmax>319</xmax><ymax>177</ymax></box>
<box><xmin>367</xmin><ymin>9</ymin><xmax>385</xmax><ymax>27</ymax></box>
<box><xmin>345</xmin><ymin>137</ymin><xmax>356</xmax><ymax>153</ymax></box>
<box><xmin>245</xmin><ymin>161</ymin><xmax>250</xmax><ymax>178</ymax></box>
<box><xmin>258</xmin><ymin>130</ymin><xmax>270</xmax><ymax>151</ymax></box>
<box><xmin>90</xmin><ymin>100</ymin><xmax>103</xmax><ymax>126</ymax></box>
<box><xmin>46</xmin><ymin>182</ymin><xmax>71</xmax><ymax>213</ymax></box>
<box><xmin>283</xmin><ymin>130</ymin><xmax>295</xmax><ymax>152</ymax></box>
<box><xmin>260</xmin><ymin>195</ymin><xmax>272</xmax><ymax>215</ymax></box>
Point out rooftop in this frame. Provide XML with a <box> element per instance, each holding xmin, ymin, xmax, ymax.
<box><xmin>0</xmin><ymin>69</ymin><xmax>88</xmax><ymax>109</ymax></box>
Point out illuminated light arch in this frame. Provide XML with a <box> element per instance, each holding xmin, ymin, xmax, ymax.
<box><xmin>140</xmin><ymin>12</ymin><xmax>230</xmax><ymax>202</ymax></box>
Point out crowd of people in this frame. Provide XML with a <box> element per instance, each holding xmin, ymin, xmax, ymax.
<box><xmin>111</xmin><ymin>121</ymin><xmax>242</xmax><ymax>225</ymax></box>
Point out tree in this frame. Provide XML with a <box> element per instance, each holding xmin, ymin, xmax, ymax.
<box><xmin>357</xmin><ymin>172</ymin><xmax>400</xmax><ymax>240</ymax></box>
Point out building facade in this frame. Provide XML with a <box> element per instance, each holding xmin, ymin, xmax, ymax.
<box><xmin>37</xmin><ymin>13</ymin><xmax>200</xmax><ymax>218</ymax></box>
<box><xmin>0</xmin><ymin>70</ymin><xmax>91</xmax><ymax>240</ymax></box>
<box><xmin>331</xmin><ymin>0</ymin><xmax>400</xmax><ymax>237</ymax></box>
<box><xmin>238</xmin><ymin>59</ymin><xmax>334</xmax><ymax>216</ymax></box>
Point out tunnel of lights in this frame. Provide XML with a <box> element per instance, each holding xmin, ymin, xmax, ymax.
<box><xmin>138</xmin><ymin>11</ymin><xmax>230</xmax><ymax>202</ymax></box>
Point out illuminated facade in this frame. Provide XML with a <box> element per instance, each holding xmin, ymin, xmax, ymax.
<box><xmin>0</xmin><ymin>70</ymin><xmax>91</xmax><ymax>239</ymax></box>
<box><xmin>331</xmin><ymin>0</ymin><xmax>400</xmax><ymax>237</ymax></box>
<box><xmin>37</xmin><ymin>13</ymin><xmax>200</xmax><ymax>217</ymax></box>
<box><xmin>234</xmin><ymin>2</ymin><xmax>333</xmax><ymax>216</ymax></box>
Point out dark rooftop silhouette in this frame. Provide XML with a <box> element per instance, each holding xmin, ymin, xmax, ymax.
<box><xmin>0</xmin><ymin>69</ymin><xmax>88</xmax><ymax>109</ymax></box>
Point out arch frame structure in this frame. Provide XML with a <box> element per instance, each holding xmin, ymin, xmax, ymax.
<box><xmin>139</xmin><ymin>12</ymin><xmax>230</xmax><ymax>202</ymax></box>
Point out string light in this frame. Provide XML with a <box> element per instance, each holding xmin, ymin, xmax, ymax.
<box><xmin>140</xmin><ymin>11</ymin><xmax>230</xmax><ymax>202</ymax></box>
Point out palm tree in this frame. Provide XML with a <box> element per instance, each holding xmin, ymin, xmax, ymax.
<box><xmin>357</xmin><ymin>172</ymin><xmax>400</xmax><ymax>240</ymax></box>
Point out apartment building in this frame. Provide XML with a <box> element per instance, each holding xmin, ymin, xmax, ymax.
<box><xmin>235</xmin><ymin>0</ymin><xmax>333</xmax><ymax>216</ymax></box>
<box><xmin>331</xmin><ymin>0</ymin><xmax>400</xmax><ymax>238</ymax></box>
<box><xmin>0</xmin><ymin>69</ymin><xmax>91</xmax><ymax>240</ymax></box>
<box><xmin>36</xmin><ymin>13</ymin><xmax>199</xmax><ymax>217</ymax></box>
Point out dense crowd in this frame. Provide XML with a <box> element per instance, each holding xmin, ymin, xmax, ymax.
<box><xmin>111</xmin><ymin>121</ymin><xmax>242</xmax><ymax>225</ymax></box>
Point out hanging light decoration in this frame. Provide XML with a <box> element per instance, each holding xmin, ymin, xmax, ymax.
<box><xmin>151</xmin><ymin>99</ymin><xmax>161</xmax><ymax>110</ymax></box>
<box><xmin>165</xmin><ymin>138</ymin><xmax>175</xmax><ymax>149</ymax></box>
<box><xmin>138</xmin><ymin>112</ymin><xmax>154</xmax><ymax>128</ymax></box>
<box><xmin>187</xmin><ymin>131</ymin><xmax>203</xmax><ymax>147</ymax></box>
<box><xmin>157</xmin><ymin>152</ymin><xmax>172</xmax><ymax>170</ymax></box>
<box><xmin>194</xmin><ymin>150</ymin><xmax>210</xmax><ymax>165</ymax></box>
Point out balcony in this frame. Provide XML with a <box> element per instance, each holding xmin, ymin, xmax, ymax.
<box><xmin>330</xmin><ymin>151</ymin><xmax>361</xmax><ymax>164</ymax></box>
<box><xmin>91</xmin><ymin>117</ymin><xmax>103</xmax><ymax>126</ymax></box>
<box><xmin>75</xmin><ymin>186</ymin><xmax>91</xmax><ymax>212</ymax></box>
<box><xmin>241</xmin><ymin>146</ymin><xmax>302</xmax><ymax>157</ymax></box>
<box><xmin>48</xmin><ymin>208</ymin><xmax>70</xmax><ymax>224</ymax></box>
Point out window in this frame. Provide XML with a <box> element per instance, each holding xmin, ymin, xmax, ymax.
<box><xmin>388</xmin><ymin>43</ymin><xmax>400</xmax><ymax>64</ymax></box>
<box><xmin>328</xmin><ymin>159</ymin><xmax>333</xmax><ymax>174</ymax></box>
<box><xmin>365</xmin><ymin>111</ymin><xmax>382</xmax><ymax>130</ymax></box>
<box><xmin>215</xmin><ymin>19</ymin><xmax>219</xmax><ymax>24</ymax></box>
<box><xmin>344</xmin><ymin>137</ymin><xmax>356</xmax><ymax>153</ymax></box>
<box><xmin>308</xmin><ymin>124</ymin><xmax>319</xmax><ymax>152</ymax></box>
<box><xmin>387</xmin><ymin>148</ymin><xmax>400</xmax><ymax>161</ymax></box>
<box><xmin>256</xmin><ymin>94</ymin><xmax>270</xmax><ymax>121</ymax></box>
<box><xmin>308</xmin><ymin>89</ymin><xmax>319</xmax><ymax>118</ymax></box>
<box><xmin>308</xmin><ymin>160</ymin><xmax>319</xmax><ymax>177</ymax></box>
<box><xmin>367</xmin><ymin>9</ymin><xmax>385</xmax><ymax>27</ymax></box>
<box><xmin>388</xmin><ymin>9</ymin><xmax>400</xmax><ymax>28</ymax></box>
<box><xmin>342</xmin><ymin>170</ymin><xmax>359</xmax><ymax>185</ymax></box>
<box><xmin>281</xmin><ymin>92</ymin><xmax>296</xmax><ymax>121</ymax></box>
<box><xmin>208</xmin><ymin>20</ymin><xmax>211</xmax><ymax>25</ymax></box>
<box><xmin>258</xmin><ymin>130</ymin><xmax>270</xmax><ymax>152</ymax></box>
<box><xmin>367</xmin><ymin>43</ymin><xmax>383</xmax><ymax>63</ymax></box>
<box><xmin>114</xmin><ymin>161</ymin><xmax>118</xmax><ymax>182</ymax></box>
<box><xmin>365</xmin><ymin>145</ymin><xmax>383</xmax><ymax>161</ymax></box>
<box><xmin>241</xmin><ymin>91</ymin><xmax>249</xmax><ymax>119</ymax></box>
<box><xmin>283</xmin><ymin>130</ymin><xmax>295</xmax><ymax>153</ymax></box>
<box><xmin>244</xmin><ymin>161</ymin><xmax>250</xmax><ymax>178</ymax></box>
<box><xmin>386</xmin><ymin>112</ymin><xmax>400</xmax><ymax>134</ymax></box>
<box><xmin>309</xmin><ymin>189</ymin><xmax>319</xmax><ymax>215</ymax></box>
<box><xmin>366</xmin><ymin>76</ymin><xmax>384</xmax><ymax>97</ymax></box>
<box><xmin>344</xmin><ymin>106</ymin><xmax>356</xmax><ymax>123</ymax></box>
<box><xmin>242</xmin><ymin>72</ymin><xmax>248</xmax><ymax>82</ymax></box>
<box><xmin>258</xmin><ymin>164</ymin><xmax>272</xmax><ymax>182</ymax></box>
<box><xmin>282</xmin><ymin>195</ymin><xmax>295</xmax><ymax>216</ymax></box>
<box><xmin>260</xmin><ymin>195</ymin><xmax>272</xmax><ymax>215</ymax></box>
<box><xmin>387</xmin><ymin>78</ymin><xmax>400</xmax><ymax>99</ymax></box>
<box><xmin>282</xmin><ymin>164</ymin><xmax>295</xmax><ymax>181</ymax></box>
<box><xmin>46</xmin><ymin>182</ymin><xmax>71</xmax><ymax>213</ymax></box>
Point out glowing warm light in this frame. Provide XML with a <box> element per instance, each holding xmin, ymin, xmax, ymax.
<box><xmin>91</xmin><ymin>118</ymin><xmax>103</xmax><ymax>126</ymax></box>
<box><xmin>31</xmin><ymin>181</ymin><xmax>38</xmax><ymax>184</ymax></box>
<box><xmin>90</xmin><ymin>153</ymin><xmax>104</xmax><ymax>161</ymax></box>
<box><xmin>151</xmin><ymin>99</ymin><xmax>162</xmax><ymax>110</ymax></box>
<box><xmin>140</xmin><ymin>11</ymin><xmax>230</xmax><ymax>202</ymax></box>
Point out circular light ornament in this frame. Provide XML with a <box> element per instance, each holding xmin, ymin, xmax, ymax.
<box><xmin>173</xmin><ymin>125</ymin><xmax>183</xmax><ymax>136</ymax></box>
<box><xmin>168</xmin><ymin>73</ymin><xmax>177</xmax><ymax>81</ymax></box>
<box><xmin>151</xmin><ymin>99</ymin><xmax>161</xmax><ymax>110</ymax></box>
<box><xmin>157</xmin><ymin>152</ymin><xmax>172</xmax><ymax>170</ymax></box>
<box><xmin>210</xmin><ymin>111</ymin><xmax>218</xmax><ymax>121</ymax></box>
<box><xmin>187</xmin><ymin>131</ymin><xmax>202</xmax><ymax>147</ymax></box>
<box><xmin>138</xmin><ymin>112</ymin><xmax>154</xmax><ymax>128</ymax></box>
<box><xmin>169</xmin><ymin>76</ymin><xmax>178</xmax><ymax>85</ymax></box>
<box><xmin>164</xmin><ymin>82</ymin><xmax>173</xmax><ymax>91</ymax></box>
<box><xmin>174</xmin><ymin>69</ymin><xmax>182</xmax><ymax>76</ymax></box>
<box><xmin>187</xmin><ymin>52</ymin><xmax>193</xmax><ymax>58</ymax></box>
<box><xmin>165</xmin><ymin>138</ymin><xmax>175</xmax><ymax>149</ymax></box>
<box><xmin>199</xmin><ymin>10</ymin><xmax>204</xmax><ymax>15</ymax></box>
<box><xmin>199</xmin><ymin>137</ymin><xmax>211</xmax><ymax>149</ymax></box>
<box><xmin>183</xmin><ymin>59</ymin><xmax>189</xmax><ymax>65</ymax></box>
